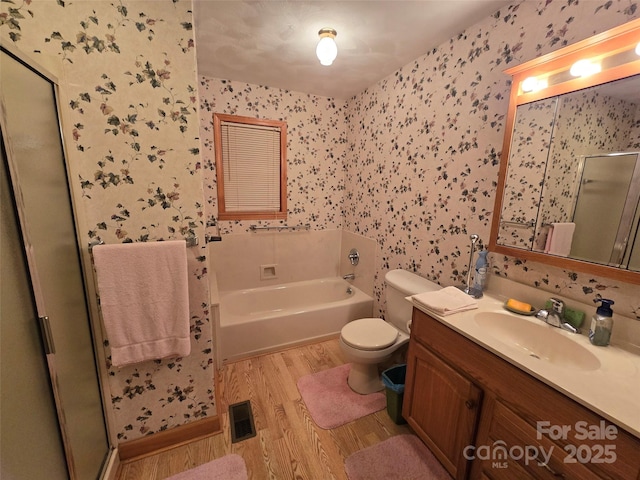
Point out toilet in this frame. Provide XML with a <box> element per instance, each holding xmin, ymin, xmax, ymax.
<box><xmin>339</xmin><ymin>269</ymin><xmax>441</xmax><ymax>394</ymax></box>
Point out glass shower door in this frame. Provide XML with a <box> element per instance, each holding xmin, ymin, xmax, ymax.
<box><xmin>570</xmin><ymin>153</ymin><xmax>640</xmax><ymax>266</ymax></box>
<box><xmin>1</xmin><ymin>48</ymin><xmax>109</xmax><ymax>479</ymax></box>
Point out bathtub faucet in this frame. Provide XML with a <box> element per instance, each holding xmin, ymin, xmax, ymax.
<box><xmin>343</xmin><ymin>273</ymin><xmax>355</xmax><ymax>280</ymax></box>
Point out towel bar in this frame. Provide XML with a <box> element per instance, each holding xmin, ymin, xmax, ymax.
<box><xmin>500</xmin><ymin>220</ymin><xmax>535</xmax><ymax>228</ymax></box>
<box><xmin>88</xmin><ymin>236</ymin><xmax>199</xmax><ymax>250</ymax></box>
<box><xmin>249</xmin><ymin>224</ymin><xmax>310</xmax><ymax>232</ymax></box>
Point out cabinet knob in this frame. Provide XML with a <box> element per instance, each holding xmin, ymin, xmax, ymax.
<box><xmin>465</xmin><ymin>399</ymin><xmax>475</xmax><ymax>409</ymax></box>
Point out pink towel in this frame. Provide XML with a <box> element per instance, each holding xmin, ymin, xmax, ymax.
<box><xmin>544</xmin><ymin>225</ymin><xmax>554</xmax><ymax>253</ymax></box>
<box><xmin>93</xmin><ymin>240</ymin><xmax>190</xmax><ymax>367</ymax></box>
<box><xmin>546</xmin><ymin>222</ymin><xmax>575</xmax><ymax>257</ymax></box>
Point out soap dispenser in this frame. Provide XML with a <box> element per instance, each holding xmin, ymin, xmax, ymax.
<box><xmin>473</xmin><ymin>249</ymin><xmax>489</xmax><ymax>296</ymax></box>
<box><xmin>589</xmin><ymin>298</ymin><xmax>614</xmax><ymax>346</ymax></box>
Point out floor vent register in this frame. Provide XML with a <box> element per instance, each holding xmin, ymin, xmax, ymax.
<box><xmin>229</xmin><ymin>400</ymin><xmax>257</xmax><ymax>443</ymax></box>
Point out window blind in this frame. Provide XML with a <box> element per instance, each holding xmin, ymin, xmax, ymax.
<box><xmin>220</xmin><ymin>121</ymin><xmax>281</xmax><ymax>212</ymax></box>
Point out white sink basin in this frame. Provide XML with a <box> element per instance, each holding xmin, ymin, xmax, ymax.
<box><xmin>474</xmin><ymin>312</ymin><xmax>601</xmax><ymax>371</ymax></box>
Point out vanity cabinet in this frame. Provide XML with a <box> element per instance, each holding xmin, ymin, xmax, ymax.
<box><xmin>403</xmin><ymin>307</ymin><xmax>640</xmax><ymax>480</ymax></box>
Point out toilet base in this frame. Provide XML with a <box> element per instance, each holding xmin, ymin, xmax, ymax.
<box><xmin>347</xmin><ymin>362</ymin><xmax>384</xmax><ymax>394</ymax></box>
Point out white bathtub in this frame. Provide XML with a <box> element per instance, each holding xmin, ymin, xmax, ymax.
<box><xmin>218</xmin><ymin>277</ymin><xmax>373</xmax><ymax>363</ymax></box>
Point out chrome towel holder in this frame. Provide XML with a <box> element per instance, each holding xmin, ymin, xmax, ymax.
<box><xmin>249</xmin><ymin>224</ymin><xmax>311</xmax><ymax>232</ymax></box>
<box><xmin>88</xmin><ymin>236</ymin><xmax>199</xmax><ymax>251</ymax></box>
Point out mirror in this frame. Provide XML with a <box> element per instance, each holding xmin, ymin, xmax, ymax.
<box><xmin>497</xmin><ymin>77</ymin><xmax>640</xmax><ymax>269</ymax></box>
<box><xmin>489</xmin><ymin>19</ymin><xmax>640</xmax><ymax>284</ymax></box>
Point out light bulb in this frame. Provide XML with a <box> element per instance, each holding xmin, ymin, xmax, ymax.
<box><xmin>636</xmin><ymin>42</ymin><xmax>640</xmax><ymax>56</ymax></box>
<box><xmin>316</xmin><ymin>28</ymin><xmax>337</xmax><ymax>66</ymax></box>
<box><xmin>521</xmin><ymin>76</ymin><xmax>548</xmax><ymax>93</ymax></box>
<box><xmin>569</xmin><ymin>59</ymin><xmax>601</xmax><ymax>78</ymax></box>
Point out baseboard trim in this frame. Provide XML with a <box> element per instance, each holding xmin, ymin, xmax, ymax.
<box><xmin>118</xmin><ymin>416</ymin><xmax>221</xmax><ymax>462</ymax></box>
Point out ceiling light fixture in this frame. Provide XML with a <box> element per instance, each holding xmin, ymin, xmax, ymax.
<box><xmin>636</xmin><ymin>42</ymin><xmax>640</xmax><ymax>55</ymax></box>
<box><xmin>316</xmin><ymin>28</ymin><xmax>338</xmax><ymax>66</ymax></box>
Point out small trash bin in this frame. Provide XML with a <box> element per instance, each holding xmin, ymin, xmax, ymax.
<box><xmin>381</xmin><ymin>364</ymin><xmax>407</xmax><ymax>424</ymax></box>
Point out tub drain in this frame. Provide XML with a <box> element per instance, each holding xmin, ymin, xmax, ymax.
<box><xmin>530</xmin><ymin>353</ymin><xmax>540</xmax><ymax>359</ymax></box>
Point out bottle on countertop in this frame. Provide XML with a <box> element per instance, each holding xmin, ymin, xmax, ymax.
<box><xmin>473</xmin><ymin>249</ymin><xmax>489</xmax><ymax>295</ymax></box>
<box><xmin>589</xmin><ymin>298</ymin><xmax>614</xmax><ymax>347</ymax></box>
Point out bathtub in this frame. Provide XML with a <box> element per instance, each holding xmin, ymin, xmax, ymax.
<box><xmin>218</xmin><ymin>277</ymin><xmax>373</xmax><ymax>363</ymax></box>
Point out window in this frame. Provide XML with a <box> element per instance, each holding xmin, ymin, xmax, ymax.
<box><xmin>213</xmin><ymin>113</ymin><xmax>287</xmax><ymax>220</ymax></box>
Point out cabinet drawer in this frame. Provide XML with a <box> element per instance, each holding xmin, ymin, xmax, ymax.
<box><xmin>480</xmin><ymin>400</ymin><xmax>601</xmax><ymax>480</ymax></box>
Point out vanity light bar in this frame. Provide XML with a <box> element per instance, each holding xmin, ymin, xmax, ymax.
<box><xmin>511</xmin><ymin>20</ymin><xmax>640</xmax><ymax>102</ymax></box>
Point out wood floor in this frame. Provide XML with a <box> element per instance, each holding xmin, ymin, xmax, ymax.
<box><xmin>117</xmin><ymin>338</ymin><xmax>412</xmax><ymax>479</ymax></box>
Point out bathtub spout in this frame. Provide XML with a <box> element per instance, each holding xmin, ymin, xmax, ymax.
<box><xmin>343</xmin><ymin>273</ymin><xmax>355</xmax><ymax>280</ymax></box>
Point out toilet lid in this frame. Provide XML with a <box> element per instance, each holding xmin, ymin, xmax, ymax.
<box><xmin>341</xmin><ymin>318</ymin><xmax>398</xmax><ymax>351</ymax></box>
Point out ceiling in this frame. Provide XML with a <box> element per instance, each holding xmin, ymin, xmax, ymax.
<box><xmin>193</xmin><ymin>1</ymin><xmax>511</xmax><ymax>100</ymax></box>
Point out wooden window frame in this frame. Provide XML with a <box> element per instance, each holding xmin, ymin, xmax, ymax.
<box><xmin>213</xmin><ymin>113</ymin><xmax>287</xmax><ymax>220</ymax></box>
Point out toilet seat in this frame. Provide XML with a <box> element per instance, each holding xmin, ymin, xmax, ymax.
<box><xmin>341</xmin><ymin>318</ymin><xmax>398</xmax><ymax>351</ymax></box>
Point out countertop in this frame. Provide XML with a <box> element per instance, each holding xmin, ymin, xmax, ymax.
<box><xmin>410</xmin><ymin>291</ymin><xmax>640</xmax><ymax>439</ymax></box>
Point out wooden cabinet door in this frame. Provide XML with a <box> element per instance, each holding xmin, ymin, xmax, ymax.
<box><xmin>404</xmin><ymin>340</ymin><xmax>483</xmax><ymax>480</ymax></box>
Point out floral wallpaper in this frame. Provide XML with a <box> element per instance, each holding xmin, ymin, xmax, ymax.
<box><xmin>341</xmin><ymin>0</ymin><xmax>640</xmax><ymax>320</ymax></box>
<box><xmin>631</xmin><ymin>107</ymin><xmax>640</xmax><ymax>148</ymax></box>
<box><xmin>498</xmin><ymin>97</ymin><xmax>558</xmax><ymax>250</ymax></box>
<box><xmin>4</xmin><ymin>0</ymin><xmax>640</xmax><ymax>448</ymax></box>
<box><xmin>498</xmin><ymin>85</ymin><xmax>640</xmax><ymax>252</ymax></box>
<box><xmin>540</xmin><ymin>88</ymin><xmax>639</xmax><ymax>227</ymax></box>
<box><xmin>198</xmin><ymin>77</ymin><xmax>349</xmax><ymax>234</ymax></box>
<box><xmin>199</xmin><ymin>0</ymin><xmax>639</xmax><ymax>324</ymax></box>
<box><xmin>2</xmin><ymin>0</ymin><xmax>213</xmax><ymax>442</ymax></box>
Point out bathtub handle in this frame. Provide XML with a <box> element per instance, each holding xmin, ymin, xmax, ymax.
<box><xmin>348</xmin><ymin>248</ymin><xmax>360</xmax><ymax>266</ymax></box>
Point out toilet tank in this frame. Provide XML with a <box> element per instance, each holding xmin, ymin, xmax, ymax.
<box><xmin>384</xmin><ymin>269</ymin><xmax>441</xmax><ymax>332</ymax></box>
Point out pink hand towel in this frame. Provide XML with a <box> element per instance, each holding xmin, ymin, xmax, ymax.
<box><xmin>93</xmin><ymin>240</ymin><xmax>190</xmax><ymax>367</ymax></box>
<box><xmin>547</xmin><ymin>222</ymin><xmax>575</xmax><ymax>257</ymax></box>
<box><xmin>543</xmin><ymin>224</ymin><xmax>554</xmax><ymax>253</ymax></box>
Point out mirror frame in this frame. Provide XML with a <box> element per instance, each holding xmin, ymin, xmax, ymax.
<box><xmin>489</xmin><ymin>18</ymin><xmax>640</xmax><ymax>285</ymax></box>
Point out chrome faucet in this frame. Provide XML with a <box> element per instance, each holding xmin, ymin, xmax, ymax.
<box><xmin>343</xmin><ymin>273</ymin><xmax>355</xmax><ymax>280</ymax></box>
<box><xmin>535</xmin><ymin>298</ymin><xmax>580</xmax><ymax>333</ymax></box>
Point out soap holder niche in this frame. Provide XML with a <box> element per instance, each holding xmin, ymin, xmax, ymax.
<box><xmin>260</xmin><ymin>264</ymin><xmax>278</xmax><ymax>280</ymax></box>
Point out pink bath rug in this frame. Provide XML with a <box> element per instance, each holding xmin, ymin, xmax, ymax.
<box><xmin>345</xmin><ymin>434</ymin><xmax>452</xmax><ymax>480</ymax></box>
<box><xmin>296</xmin><ymin>363</ymin><xmax>386</xmax><ymax>429</ymax></box>
<box><xmin>164</xmin><ymin>454</ymin><xmax>247</xmax><ymax>480</ymax></box>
